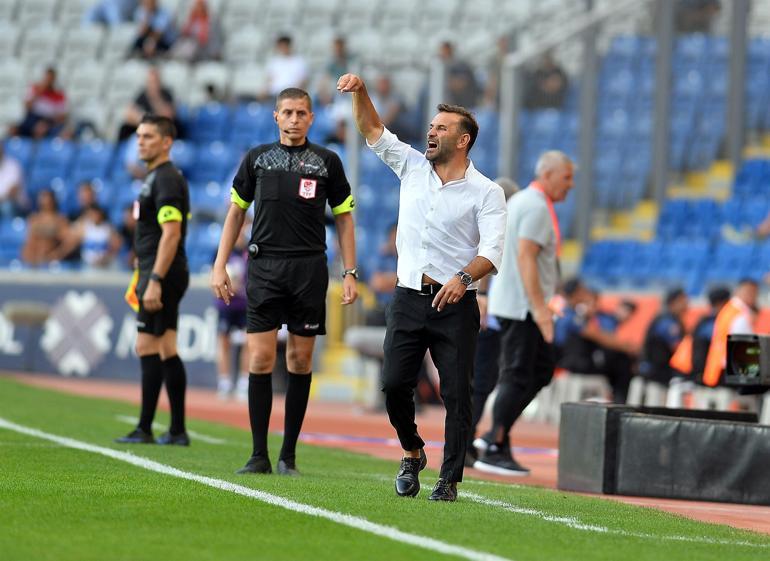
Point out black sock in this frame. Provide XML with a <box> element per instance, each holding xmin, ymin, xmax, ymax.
<box><xmin>163</xmin><ymin>355</ymin><xmax>187</xmax><ymax>435</ymax></box>
<box><xmin>248</xmin><ymin>373</ymin><xmax>273</xmax><ymax>458</ymax></box>
<box><xmin>138</xmin><ymin>354</ymin><xmax>163</xmax><ymax>433</ymax></box>
<box><xmin>280</xmin><ymin>371</ymin><xmax>312</xmax><ymax>462</ymax></box>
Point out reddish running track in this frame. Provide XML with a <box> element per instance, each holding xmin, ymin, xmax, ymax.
<box><xmin>8</xmin><ymin>372</ymin><xmax>770</xmax><ymax>536</ymax></box>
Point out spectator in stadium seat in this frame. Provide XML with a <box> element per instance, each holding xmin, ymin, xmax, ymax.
<box><xmin>368</xmin><ymin>74</ymin><xmax>415</xmax><ymax>146</ymax></box>
<box><xmin>21</xmin><ymin>190</ymin><xmax>70</xmax><ymax>266</ymax></box>
<box><xmin>13</xmin><ymin>67</ymin><xmax>70</xmax><ymax>139</ymax></box>
<box><xmin>0</xmin><ymin>144</ymin><xmax>25</xmax><ymax>218</ymax></box>
<box><xmin>524</xmin><ymin>52</ymin><xmax>569</xmax><ymax>110</ymax></box>
<box><xmin>68</xmin><ymin>181</ymin><xmax>98</xmax><ymax>221</ymax></box>
<box><xmin>131</xmin><ymin>0</ymin><xmax>177</xmax><ymax>59</ymax></box>
<box><xmin>638</xmin><ymin>287</ymin><xmax>689</xmax><ymax>389</ymax></box>
<box><xmin>83</xmin><ymin>0</ymin><xmax>138</xmax><ymax>26</ymax></box>
<box><xmin>51</xmin><ymin>204</ymin><xmax>123</xmax><ymax>269</ymax></box>
<box><xmin>171</xmin><ymin>0</ymin><xmax>221</xmax><ymax>62</ymax></box>
<box><xmin>326</xmin><ymin>37</ymin><xmax>355</xmax><ymax>79</ymax></box>
<box><xmin>265</xmin><ymin>36</ymin><xmax>309</xmax><ymax>99</ymax></box>
<box><xmin>438</xmin><ymin>41</ymin><xmax>482</xmax><ymax>109</ymax></box>
<box><xmin>118</xmin><ymin>67</ymin><xmax>178</xmax><ymax>141</ymax></box>
<box><xmin>676</xmin><ymin>0</ymin><xmax>721</xmax><ymax>33</ymax></box>
<box><xmin>482</xmin><ymin>36</ymin><xmax>513</xmax><ymax>108</ymax></box>
<box><xmin>553</xmin><ymin>279</ymin><xmax>637</xmax><ymax>403</ymax></box>
<box><xmin>474</xmin><ymin>151</ymin><xmax>573</xmax><ymax>477</ymax></box>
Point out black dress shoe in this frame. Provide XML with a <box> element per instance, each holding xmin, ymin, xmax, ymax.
<box><xmin>428</xmin><ymin>478</ymin><xmax>458</xmax><ymax>502</ymax></box>
<box><xmin>236</xmin><ymin>455</ymin><xmax>272</xmax><ymax>474</ymax></box>
<box><xmin>277</xmin><ymin>459</ymin><xmax>300</xmax><ymax>476</ymax></box>
<box><xmin>394</xmin><ymin>448</ymin><xmax>427</xmax><ymax>497</ymax></box>
<box><xmin>156</xmin><ymin>431</ymin><xmax>190</xmax><ymax>446</ymax></box>
<box><xmin>114</xmin><ymin>428</ymin><xmax>154</xmax><ymax>444</ymax></box>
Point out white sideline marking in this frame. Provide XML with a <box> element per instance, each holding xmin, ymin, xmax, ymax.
<box><xmin>0</xmin><ymin>417</ymin><xmax>512</xmax><ymax>561</ymax></box>
<box><xmin>114</xmin><ymin>415</ymin><xmax>228</xmax><ymax>445</ymax></box>
<box><xmin>461</xmin><ymin>492</ymin><xmax>769</xmax><ymax>549</ymax></box>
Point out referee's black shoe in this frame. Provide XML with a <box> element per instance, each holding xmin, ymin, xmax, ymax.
<box><xmin>236</xmin><ymin>455</ymin><xmax>272</xmax><ymax>474</ymax></box>
<box><xmin>277</xmin><ymin>458</ymin><xmax>300</xmax><ymax>476</ymax></box>
<box><xmin>114</xmin><ymin>428</ymin><xmax>154</xmax><ymax>444</ymax></box>
<box><xmin>395</xmin><ymin>448</ymin><xmax>427</xmax><ymax>497</ymax></box>
<box><xmin>156</xmin><ymin>431</ymin><xmax>190</xmax><ymax>446</ymax></box>
<box><xmin>428</xmin><ymin>478</ymin><xmax>458</xmax><ymax>502</ymax></box>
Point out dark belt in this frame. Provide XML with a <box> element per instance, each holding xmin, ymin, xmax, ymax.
<box><xmin>399</xmin><ymin>282</ymin><xmax>443</xmax><ymax>296</ymax></box>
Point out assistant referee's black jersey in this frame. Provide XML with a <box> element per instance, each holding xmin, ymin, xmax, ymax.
<box><xmin>134</xmin><ymin>161</ymin><xmax>190</xmax><ymax>274</ymax></box>
<box><xmin>231</xmin><ymin>141</ymin><xmax>354</xmax><ymax>257</ymax></box>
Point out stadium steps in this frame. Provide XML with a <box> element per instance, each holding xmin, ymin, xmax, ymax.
<box><xmin>667</xmin><ymin>160</ymin><xmax>733</xmax><ymax>200</ymax></box>
<box><xmin>590</xmin><ymin>199</ymin><xmax>657</xmax><ymax>241</ymax></box>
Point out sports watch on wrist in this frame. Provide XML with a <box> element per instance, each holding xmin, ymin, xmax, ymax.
<box><xmin>342</xmin><ymin>268</ymin><xmax>359</xmax><ymax>280</ymax></box>
<box><xmin>150</xmin><ymin>272</ymin><xmax>163</xmax><ymax>283</ymax></box>
<box><xmin>455</xmin><ymin>270</ymin><xmax>473</xmax><ymax>287</ymax></box>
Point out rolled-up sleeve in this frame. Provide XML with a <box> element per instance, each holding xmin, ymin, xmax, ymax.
<box><xmin>366</xmin><ymin>127</ymin><xmax>422</xmax><ymax>180</ymax></box>
<box><xmin>476</xmin><ymin>184</ymin><xmax>507</xmax><ymax>273</ymax></box>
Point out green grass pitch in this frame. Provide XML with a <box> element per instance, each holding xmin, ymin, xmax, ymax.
<box><xmin>0</xmin><ymin>376</ymin><xmax>768</xmax><ymax>561</ymax></box>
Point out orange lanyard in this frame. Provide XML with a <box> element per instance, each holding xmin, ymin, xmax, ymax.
<box><xmin>530</xmin><ymin>181</ymin><xmax>561</xmax><ymax>257</ymax></box>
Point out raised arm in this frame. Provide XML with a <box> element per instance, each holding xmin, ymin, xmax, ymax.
<box><xmin>336</xmin><ymin>73</ymin><xmax>384</xmax><ymax>145</ymax></box>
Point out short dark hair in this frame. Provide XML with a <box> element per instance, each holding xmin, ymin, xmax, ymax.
<box><xmin>562</xmin><ymin>277</ymin><xmax>583</xmax><ymax>297</ymax></box>
<box><xmin>738</xmin><ymin>277</ymin><xmax>759</xmax><ymax>288</ymax></box>
<box><xmin>140</xmin><ymin>114</ymin><xmax>176</xmax><ymax>139</ymax></box>
<box><xmin>665</xmin><ymin>287</ymin><xmax>686</xmax><ymax>307</ymax></box>
<box><xmin>707</xmin><ymin>286</ymin><xmax>731</xmax><ymax>306</ymax></box>
<box><xmin>436</xmin><ymin>103</ymin><xmax>479</xmax><ymax>152</ymax></box>
<box><xmin>276</xmin><ymin>88</ymin><xmax>313</xmax><ymax>112</ymax></box>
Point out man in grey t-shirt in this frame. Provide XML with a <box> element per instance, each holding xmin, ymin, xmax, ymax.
<box><xmin>474</xmin><ymin>151</ymin><xmax>574</xmax><ymax>476</ymax></box>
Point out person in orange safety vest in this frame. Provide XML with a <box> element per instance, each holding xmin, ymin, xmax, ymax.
<box><xmin>702</xmin><ymin>279</ymin><xmax>758</xmax><ymax>387</ymax></box>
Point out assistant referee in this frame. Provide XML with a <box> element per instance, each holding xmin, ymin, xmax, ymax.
<box><xmin>115</xmin><ymin>114</ymin><xmax>191</xmax><ymax>446</ymax></box>
<box><xmin>211</xmin><ymin>88</ymin><xmax>358</xmax><ymax>476</ymax></box>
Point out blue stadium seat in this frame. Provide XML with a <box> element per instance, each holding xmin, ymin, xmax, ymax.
<box><xmin>169</xmin><ymin>139</ymin><xmax>195</xmax><ymax>175</ymax></box>
<box><xmin>230</xmin><ymin>103</ymin><xmax>277</xmax><ymax>150</ymax></box>
<box><xmin>188</xmin><ymin>141</ymin><xmax>237</xmax><ymax>183</ymax></box>
<box><xmin>188</xmin><ymin>103</ymin><xmax>232</xmax><ymax>143</ymax></box>
<box><xmin>70</xmin><ymin>140</ymin><xmax>114</xmax><ymax>184</ymax></box>
<box><xmin>3</xmin><ymin>137</ymin><xmax>35</xmax><ymax>169</ymax></box>
<box><xmin>189</xmin><ymin>181</ymin><xmax>229</xmax><ymax>221</ymax></box>
<box><xmin>27</xmin><ymin>139</ymin><xmax>76</xmax><ymax>190</ymax></box>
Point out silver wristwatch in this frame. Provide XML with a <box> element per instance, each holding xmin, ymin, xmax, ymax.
<box><xmin>455</xmin><ymin>271</ymin><xmax>472</xmax><ymax>287</ymax></box>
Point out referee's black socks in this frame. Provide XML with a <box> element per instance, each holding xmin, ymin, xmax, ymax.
<box><xmin>248</xmin><ymin>373</ymin><xmax>273</xmax><ymax>459</ymax></box>
<box><xmin>163</xmin><ymin>355</ymin><xmax>187</xmax><ymax>435</ymax></box>
<box><xmin>279</xmin><ymin>371</ymin><xmax>312</xmax><ymax>463</ymax></box>
<box><xmin>138</xmin><ymin>354</ymin><xmax>163</xmax><ymax>434</ymax></box>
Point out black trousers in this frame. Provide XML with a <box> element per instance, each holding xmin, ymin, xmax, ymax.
<box><xmin>469</xmin><ymin>327</ymin><xmax>501</xmax><ymax>446</ymax></box>
<box><xmin>381</xmin><ymin>286</ymin><xmax>479</xmax><ymax>482</ymax></box>
<box><xmin>491</xmin><ymin>315</ymin><xmax>556</xmax><ymax>438</ymax></box>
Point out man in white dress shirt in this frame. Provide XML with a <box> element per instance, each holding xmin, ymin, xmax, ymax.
<box><xmin>338</xmin><ymin>73</ymin><xmax>507</xmax><ymax>501</ymax></box>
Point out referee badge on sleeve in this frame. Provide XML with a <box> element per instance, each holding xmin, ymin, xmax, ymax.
<box><xmin>299</xmin><ymin>178</ymin><xmax>317</xmax><ymax>199</ymax></box>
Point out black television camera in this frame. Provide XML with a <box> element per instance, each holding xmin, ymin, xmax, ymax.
<box><xmin>726</xmin><ymin>334</ymin><xmax>770</xmax><ymax>388</ymax></box>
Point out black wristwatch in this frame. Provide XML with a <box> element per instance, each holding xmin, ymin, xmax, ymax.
<box><xmin>149</xmin><ymin>272</ymin><xmax>163</xmax><ymax>283</ymax></box>
<box><xmin>342</xmin><ymin>268</ymin><xmax>359</xmax><ymax>280</ymax></box>
<box><xmin>455</xmin><ymin>270</ymin><xmax>473</xmax><ymax>287</ymax></box>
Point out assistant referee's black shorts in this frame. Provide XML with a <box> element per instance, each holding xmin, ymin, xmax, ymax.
<box><xmin>136</xmin><ymin>270</ymin><xmax>190</xmax><ymax>336</ymax></box>
<box><xmin>246</xmin><ymin>253</ymin><xmax>328</xmax><ymax>337</ymax></box>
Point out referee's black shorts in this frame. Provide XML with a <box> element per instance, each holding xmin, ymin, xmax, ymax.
<box><xmin>136</xmin><ymin>270</ymin><xmax>189</xmax><ymax>336</ymax></box>
<box><xmin>246</xmin><ymin>253</ymin><xmax>328</xmax><ymax>337</ymax></box>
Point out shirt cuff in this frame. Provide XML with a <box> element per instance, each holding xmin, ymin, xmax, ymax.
<box><xmin>366</xmin><ymin>126</ymin><xmax>396</xmax><ymax>151</ymax></box>
<box><xmin>477</xmin><ymin>249</ymin><xmax>502</xmax><ymax>275</ymax></box>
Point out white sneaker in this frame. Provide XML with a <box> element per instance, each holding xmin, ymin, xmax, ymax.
<box><xmin>235</xmin><ymin>376</ymin><xmax>249</xmax><ymax>402</ymax></box>
<box><xmin>217</xmin><ymin>378</ymin><xmax>233</xmax><ymax>400</ymax></box>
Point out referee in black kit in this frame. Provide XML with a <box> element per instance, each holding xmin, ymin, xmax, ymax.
<box><xmin>211</xmin><ymin>88</ymin><xmax>358</xmax><ymax>476</ymax></box>
<box><xmin>338</xmin><ymin>73</ymin><xmax>507</xmax><ymax>501</ymax></box>
<box><xmin>115</xmin><ymin>114</ymin><xmax>191</xmax><ymax>446</ymax></box>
